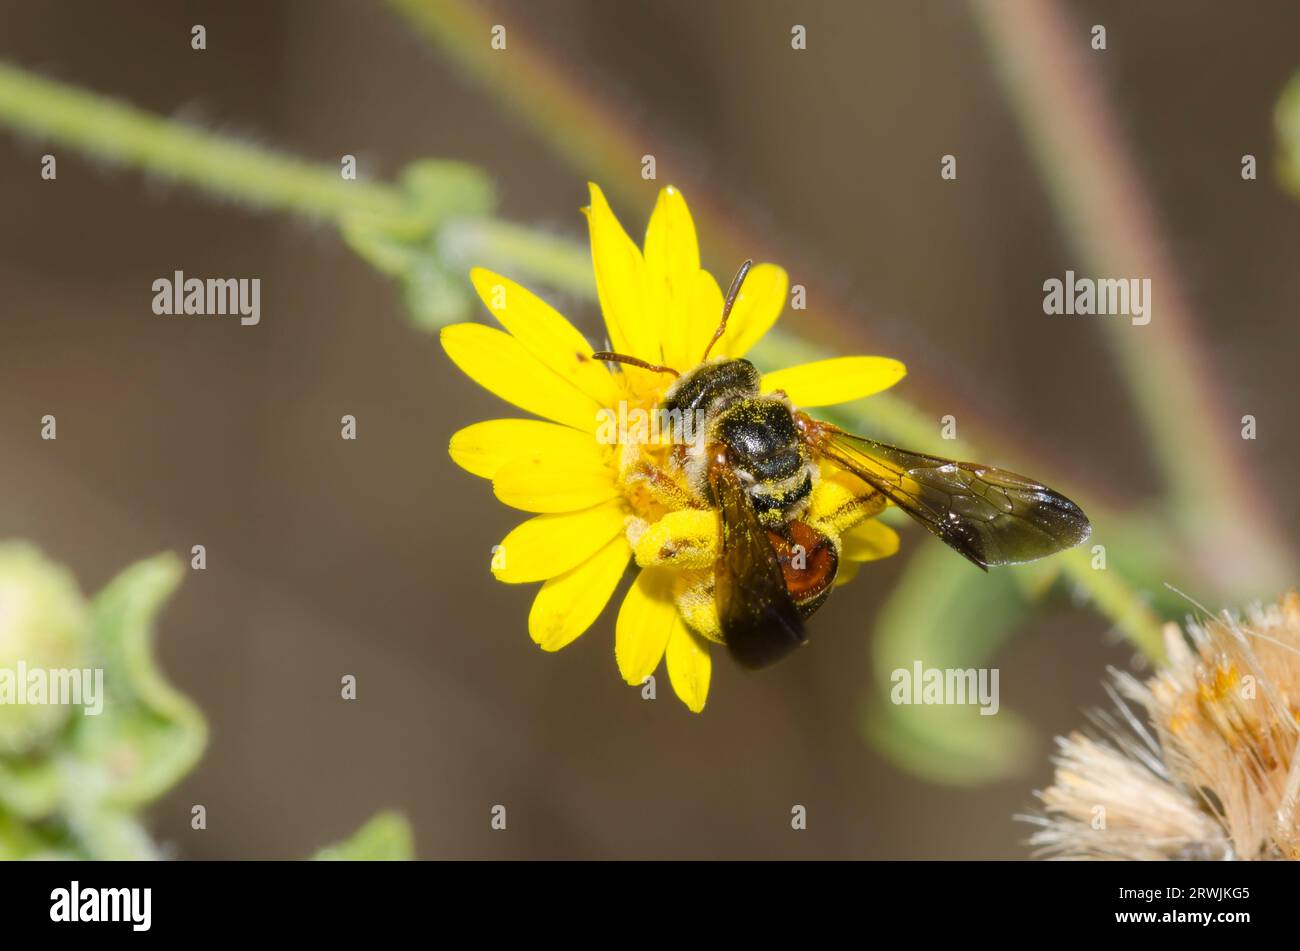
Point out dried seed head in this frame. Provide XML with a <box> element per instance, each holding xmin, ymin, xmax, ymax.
<box><xmin>1024</xmin><ymin>592</ymin><xmax>1300</xmax><ymax>860</ymax></box>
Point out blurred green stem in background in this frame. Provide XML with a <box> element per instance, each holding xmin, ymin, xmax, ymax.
<box><xmin>387</xmin><ymin>0</ymin><xmax>1297</xmax><ymax>588</ymax></box>
<box><xmin>385</xmin><ymin>0</ymin><xmax>1239</xmax><ymax>764</ymax></box>
<box><xmin>0</xmin><ymin>42</ymin><xmax>1189</xmax><ymax>787</ymax></box>
<box><xmin>968</xmin><ymin>0</ymin><xmax>1295</xmax><ymax>596</ymax></box>
<box><xmin>384</xmin><ymin>0</ymin><xmax>1300</xmax><ymax>778</ymax></box>
<box><xmin>0</xmin><ymin>57</ymin><xmax>1165</xmax><ymax>652</ymax></box>
<box><xmin>0</xmin><ymin>62</ymin><xmax>404</xmax><ymax>221</ymax></box>
<box><xmin>1275</xmin><ymin>71</ymin><xmax>1300</xmax><ymax>197</ymax></box>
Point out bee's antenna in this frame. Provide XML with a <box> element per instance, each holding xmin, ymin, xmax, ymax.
<box><xmin>701</xmin><ymin>259</ymin><xmax>752</xmax><ymax>362</ymax></box>
<box><xmin>591</xmin><ymin>351</ymin><xmax>680</xmax><ymax>378</ymax></box>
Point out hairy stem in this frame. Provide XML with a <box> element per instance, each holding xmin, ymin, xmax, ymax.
<box><xmin>0</xmin><ymin>56</ymin><xmax>1171</xmax><ymax>659</ymax></box>
<box><xmin>0</xmin><ymin>61</ymin><xmax>402</xmax><ymax>220</ymax></box>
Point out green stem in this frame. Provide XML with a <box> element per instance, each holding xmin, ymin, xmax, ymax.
<box><xmin>1278</xmin><ymin>71</ymin><xmax>1300</xmax><ymax>195</ymax></box>
<box><xmin>384</xmin><ymin>0</ymin><xmax>1075</xmax><ymax>456</ymax></box>
<box><xmin>968</xmin><ymin>0</ymin><xmax>1295</xmax><ymax>594</ymax></box>
<box><xmin>0</xmin><ymin>57</ymin><xmax>1170</xmax><ymax>660</ymax></box>
<box><xmin>1059</xmin><ymin>549</ymin><xmax>1166</xmax><ymax>664</ymax></box>
<box><xmin>0</xmin><ymin>60</ymin><xmax>402</xmax><ymax>221</ymax></box>
<box><xmin>440</xmin><ymin>217</ymin><xmax>595</xmax><ymax>295</ymax></box>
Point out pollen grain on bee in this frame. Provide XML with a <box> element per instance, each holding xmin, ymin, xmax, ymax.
<box><xmin>595</xmin><ymin>401</ymin><xmax>708</xmax><ymax>447</ymax></box>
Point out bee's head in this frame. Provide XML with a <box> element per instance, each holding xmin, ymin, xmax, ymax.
<box><xmin>660</xmin><ymin>358</ymin><xmax>760</xmax><ymax>417</ymax></box>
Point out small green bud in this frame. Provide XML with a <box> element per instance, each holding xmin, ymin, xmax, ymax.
<box><xmin>0</xmin><ymin>543</ymin><xmax>91</xmax><ymax>754</ymax></box>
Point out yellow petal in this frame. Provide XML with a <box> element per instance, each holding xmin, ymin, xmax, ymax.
<box><xmin>716</xmin><ymin>263</ymin><xmax>787</xmax><ymax>358</ymax></box>
<box><xmin>493</xmin><ymin>501</ymin><xmax>628</xmax><ymax>583</ymax></box>
<box><xmin>493</xmin><ymin>453</ymin><xmax>618</xmax><ymax>513</ymax></box>
<box><xmin>643</xmin><ymin>186</ymin><xmax>699</xmax><ymax>369</ymax></box>
<box><xmin>528</xmin><ymin>535</ymin><xmax>631</xmax><ymax>651</ymax></box>
<box><xmin>469</xmin><ymin>268</ymin><xmax>620</xmax><ymax>406</ymax></box>
<box><xmin>841</xmin><ymin>518</ymin><xmax>901</xmax><ymax>562</ymax></box>
<box><xmin>833</xmin><ymin>559</ymin><xmax>861</xmax><ymax>588</ymax></box>
<box><xmin>665</xmin><ymin>618</ymin><xmax>712</xmax><ymax>712</ymax></box>
<box><xmin>441</xmin><ymin>323</ymin><xmax>604</xmax><ymax>432</ymax></box>
<box><xmin>614</xmin><ymin>567</ymin><xmax>677</xmax><ymax>684</ymax></box>
<box><xmin>449</xmin><ymin>419</ymin><xmax>600</xmax><ymax>480</ymax></box>
<box><xmin>644</xmin><ymin>187</ymin><xmax>700</xmax><ymax>283</ymax></box>
<box><xmin>681</xmin><ymin>269</ymin><xmax>724</xmax><ymax>367</ymax></box>
<box><xmin>761</xmin><ymin>356</ymin><xmax>907</xmax><ymax>407</ymax></box>
<box><xmin>586</xmin><ymin>183</ymin><xmax>658</xmax><ymax>362</ymax></box>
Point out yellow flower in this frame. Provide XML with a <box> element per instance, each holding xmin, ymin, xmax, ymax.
<box><xmin>441</xmin><ymin>183</ymin><xmax>907</xmax><ymax>712</ymax></box>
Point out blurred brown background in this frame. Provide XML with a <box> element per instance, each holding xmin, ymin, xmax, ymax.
<box><xmin>2</xmin><ymin>0</ymin><xmax>1298</xmax><ymax>858</ymax></box>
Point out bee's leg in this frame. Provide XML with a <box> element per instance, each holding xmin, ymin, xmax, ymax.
<box><xmin>671</xmin><ymin>568</ymin><xmax>723</xmax><ymax>644</ymax></box>
<box><xmin>626</xmin><ymin>509</ymin><xmax>724</xmax><ymax>643</ymax></box>
<box><xmin>808</xmin><ymin>475</ymin><xmax>888</xmax><ymax>539</ymax></box>
<box><xmin>631</xmin><ymin>509</ymin><xmax>717</xmax><ymax>570</ymax></box>
<box><xmin>620</xmin><ymin>460</ymin><xmax>697</xmax><ymax>520</ymax></box>
<box><xmin>808</xmin><ymin>479</ymin><xmax>900</xmax><ymax>567</ymax></box>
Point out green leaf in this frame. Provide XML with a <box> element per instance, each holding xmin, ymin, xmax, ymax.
<box><xmin>60</xmin><ymin>807</ymin><xmax>159</xmax><ymax>861</ymax></box>
<box><xmin>864</xmin><ymin>542</ymin><xmax>1038</xmax><ymax>785</ymax></box>
<box><xmin>865</xmin><ymin>699</ymin><xmax>1034</xmax><ymax>787</ymax></box>
<box><xmin>399</xmin><ymin>160</ymin><xmax>495</xmax><ymax>222</ymax></box>
<box><xmin>312</xmin><ymin>811</ymin><xmax>414</xmax><ymax>861</ymax></box>
<box><xmin>70</xmin><ymin>552</ymin><xmax>207</xmax><ymax>810</ymax></box>
<box><xmin>0</xmin><ymin>542</ymin><xmax>91</xmax><ymax>819</ymax></box>
<box><xmin>0</xmin><ymin>805</ymin><xmax>60</xmax><ymax>858</ymax></box>
<box><xmin>0</xmin><ymin>542</ymin><xmax>92</xmax><ymax>756</ymax></box>
<box><xmin>340</xmin><ymin>160</ymin><xmax>496</xmax><ymax>331</ymax></box>
<box><xmin>0</xmin><ymin>549</ymin><xmax>206</xmax><ymax>858</ymax></box>
<box><xmin>0</xmin><ymin>756</ymin><xmax>61</xmax><ymax>820</ymax></box>
<box><xmin>401</xmin><ymin>255</ymin><xmax>474</xmax><ymax>330</ymax></box>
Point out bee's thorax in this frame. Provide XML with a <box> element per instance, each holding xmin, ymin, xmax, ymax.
<box><xmin>661</xmin><ymin>358</ymin><xmax>814</xmax><ymax>524</ymax></box>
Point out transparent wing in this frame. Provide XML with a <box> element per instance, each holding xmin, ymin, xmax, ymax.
<box><xmin>809</xmin><ymin>426</ymin><xmax>1091</xmax><ymax>570</ymax></box>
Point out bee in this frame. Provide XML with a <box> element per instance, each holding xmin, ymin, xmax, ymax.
<box><xmin>594</xmin><ymin>261</ymin><xmax>1092</xmax><ymax>670</ymax></box>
